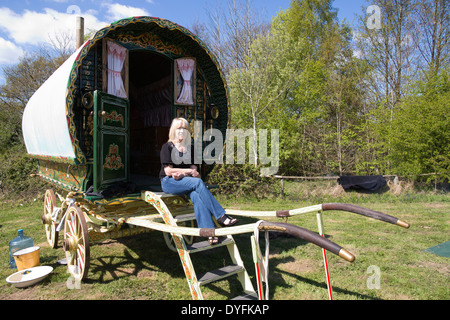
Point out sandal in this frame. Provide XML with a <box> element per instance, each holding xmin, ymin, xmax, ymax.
<box><xmin>208</xmin><ymin>237</ymin><xmax>219</xmax><ymax>245</ymax></box>
<box><xmin>217</xmin><ymin>214</ymin><xmax>238</xmax><ymax>227</ymax></box>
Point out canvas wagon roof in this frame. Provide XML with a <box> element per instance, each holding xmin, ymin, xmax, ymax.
<box><xmin>22</xmin><ymin>16</ymin><xmax>228</xmax><ymax>165</ymax></box>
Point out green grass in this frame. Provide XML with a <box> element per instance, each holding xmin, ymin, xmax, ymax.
<box><xmin>0</xmin><ymin>181</ymin><xmax>449</xmax><ymax>300</ymax></box>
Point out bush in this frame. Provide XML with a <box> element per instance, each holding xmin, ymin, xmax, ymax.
<box><xmin>206</xmin><ymin>163</ymin><xmax>279</xmax><ymax>198</ymax></box>
<box><xmin>0</xmin><ymin>146</ymin><xmax>47</xmax><ymax>200</ymax></box>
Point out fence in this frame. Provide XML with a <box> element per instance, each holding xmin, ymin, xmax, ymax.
<box><xmin>274</xmin><ymin>173</ymin><xmax>446</xmax><ymax>197</ymax></box>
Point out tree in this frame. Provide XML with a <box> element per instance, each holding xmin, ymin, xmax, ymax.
<box><xmin>228</xmin><ymin>28</ymin><xmax>301</xmax><ymax>167</ymax></box>
<box><xmin>356</xmin><ymin>0</ymin><xmax>419</xmax><ymax>111</ymax></box>
<box><xmin>227</xmin><ymin>0</ymin><xmax>373</xmax><ymax>176</ymax></box>
<box><xmin>414</xmin><ymin>0</ymin><xmax>449</xmax><ymax>76</ymax></box>
<box><xmin>197</xmin><ymin>0</ymin><xmax>270</xmax><ymax>75</ymax></box>
<box><xmin>389</xmin><ymin>68</ymin><xmax>449</xmax><ymax>185</ymax></box>
<box><xmin>355</xmin><ymin>0</ymin><xmax>449</xmax><ymax>175</ymax></box>
<box><xmin>273</xmin><ymin>0</ymin><xmax>367</xmax><ymax>176</ymax></box>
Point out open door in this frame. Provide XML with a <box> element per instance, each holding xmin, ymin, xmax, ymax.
<box><xmin>93</xmin><ymin>90</ymin><xmax>129</xmax><ymax>192</ymax></box>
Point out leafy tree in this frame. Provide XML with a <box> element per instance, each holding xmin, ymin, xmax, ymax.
<box><xmin>388</xmin><ymin>68</ymin><xmax>449</xmax><ymax>184</ymax></box>
<box><xmin>228</xmin><ymin>25</ymin><xmax>302</xmax><ymax>167</ymax></box>
<box><xmin>355</xmin><ymin>0</ymin><xmax>449</xmax><ymax>177</ymax></box>
<box><xmin>271</xmin><ymin>0</ymin><xmax>367</xmax><ymax>176</ymax></box>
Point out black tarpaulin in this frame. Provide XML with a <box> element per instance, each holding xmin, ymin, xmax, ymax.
<box><xmin>338</xmin><ymin>175</ymin><xmax>387</xmax><ymax>191</ymax></box>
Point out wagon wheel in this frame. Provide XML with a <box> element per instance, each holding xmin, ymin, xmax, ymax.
<box><xmin>164</xmin><ymin>220</ymin><xmax>195</xmax><ymax>252</ymax></box>
<box><xmin>42</xmin><ymin>189</ymin><xmax>59</xmax><ymax>248</ymax></box>
<box><xmin>63</xmin><ymin>206</ymin><xmax>90</xmax><ymax>282</ymax></box>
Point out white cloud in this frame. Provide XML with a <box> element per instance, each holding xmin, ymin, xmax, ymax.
<box><xmin>103</xmin><ymin>3</ymin><xmax>150</xmax><ymax>21</ymax></box>
<box><xmin>0</xmin><ymin>7</ymin><xmax>107</xmax><ymax>46</ymax></box>
<box><xmin>0</xmin><ymin>37</ymin><xmax>24</xmax><ymax>64</ymax></box>
<box><xmin>0</xmin><ymin>3</ymin><xmax>151</xmax><ymax>66</ymax></box>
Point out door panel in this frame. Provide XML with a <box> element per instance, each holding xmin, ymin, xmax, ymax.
<box><xmin>93</xmin><ymin>90</ymin><xmax>129</xmax><ymax>192</ymax></box>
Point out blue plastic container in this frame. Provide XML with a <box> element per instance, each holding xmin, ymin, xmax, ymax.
<box><xmin>9</xmin><ymin>229</ymin><xmax>34</xmax><ymax>269</ymax></box>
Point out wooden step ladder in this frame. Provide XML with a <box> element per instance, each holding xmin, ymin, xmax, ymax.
<box><xmin>141</xmin><ymin>191</ymin><xmax>258</xmax><ymax>300</ymax></box>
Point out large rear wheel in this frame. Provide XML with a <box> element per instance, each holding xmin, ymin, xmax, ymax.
<box><xmin>63</xmin><ymin>206</ymin><xmax>90</xmax><ymax>282</ymax></box>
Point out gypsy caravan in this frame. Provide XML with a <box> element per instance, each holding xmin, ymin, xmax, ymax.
<box><xmin>22</xmin><ymin>17</ymin><xmax>409</xmax><ymax>300</ymax></box>
<box><xmin>23</xmin><ymin>16</ymin><xmax>228</xmax><ymax>194</ymax></box>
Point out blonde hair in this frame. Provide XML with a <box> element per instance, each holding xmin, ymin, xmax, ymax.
<box><xmin>168</xmin><ymin>117</ymin><xmax>191</xmax><ymax>143</ymax></box>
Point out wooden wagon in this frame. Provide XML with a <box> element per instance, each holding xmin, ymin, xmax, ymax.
<box><xmin>22</xmin><ymin>17</ymin><xmax>409</xmax><ymax>300</ymax></box>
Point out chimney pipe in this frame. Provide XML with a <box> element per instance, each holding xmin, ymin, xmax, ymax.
<box><xmin>76</xmin><ymin>16</ymin><xmax>84</xmax><ymax>49</ymax></box>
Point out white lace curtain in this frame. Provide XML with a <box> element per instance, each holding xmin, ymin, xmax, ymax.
<box><xmin>176</xmin><ymin>58</ymin><xmax>195</xmax><ymax>105</ymax></box>
<box><xmin>107</xmin><ymin>41</ymin><xmax>127</xmax><ymax>98</ymax></box>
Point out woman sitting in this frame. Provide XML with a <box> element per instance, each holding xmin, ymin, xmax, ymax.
<box><xmin>159</xmin><ymin>117</ymin><xmax>237</xmax><ymax>244</ymax></box>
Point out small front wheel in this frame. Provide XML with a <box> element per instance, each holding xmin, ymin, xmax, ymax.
<box><xmin>42</xmin><ymin>189</ymin><xmax>59</xmax><ymax>248</ymax></box>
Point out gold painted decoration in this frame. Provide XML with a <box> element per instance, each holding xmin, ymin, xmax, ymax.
<box><xmin>103</xmin><ymin>143</ymin><xmax>124</xmax><ymax>170</ymax></box>
<box><xmin>116</xmin><ymin>33</ymin><xmax>184</xmax><ymax>56</ymax></box>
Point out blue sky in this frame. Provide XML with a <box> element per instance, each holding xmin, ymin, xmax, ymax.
<box><xmin>0</xmin><ymin>0</ymin><xmax>367</xmax><ymax>80</ymax></box>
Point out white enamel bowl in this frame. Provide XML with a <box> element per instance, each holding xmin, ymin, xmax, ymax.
<box><xmin>6</xmin><ymin>266</ymin><xmax>53</xmax><ymax>288</ymax></box>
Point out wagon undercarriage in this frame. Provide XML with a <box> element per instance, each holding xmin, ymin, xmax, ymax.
<box><xmin>42</xmin><ymin>188</ymin><xmax>409</xmax><ymax>300</ymax></box>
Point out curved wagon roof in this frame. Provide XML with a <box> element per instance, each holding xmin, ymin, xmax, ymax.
<box><xmin>22</xmin><ymin>16</ymin><xmax>229</xmax><ymax>165</ymax></box>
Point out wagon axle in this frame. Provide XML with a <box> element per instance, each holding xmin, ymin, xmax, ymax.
<box><xmin>62</xmin><ymin>237</ymin><xmax>77</xmax><ymax>252</ymax></box>
<box><xmin>41</xmin><ymin>213</ymin><xmax>50</xmax><ymax>224</ymax></box>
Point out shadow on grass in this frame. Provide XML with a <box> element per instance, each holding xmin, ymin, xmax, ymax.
<box><xmin>269</xmin><ymin>255</ymin><xmax>380</xmax><ymax>300</ymax></box>
<box><xmin>76</xmin><ymin>216</ymin><xmax>378</xmax><ymax>300</ymax></box>
<box><xmin>83</xmin><ymin>231</ymin><xmax>185</xmax><ymax>284</ymax></box>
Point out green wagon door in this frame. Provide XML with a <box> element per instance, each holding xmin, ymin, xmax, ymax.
<box><xmin>93</xmin><ymin>90</ymin><xmax>130</xmax><ymax>192</ymax></box>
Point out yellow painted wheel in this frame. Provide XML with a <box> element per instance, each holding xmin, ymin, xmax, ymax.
<box><xmin>63</xmin><ymin>206</ymin><xmax>90</xmax><ymax>282</ymax></box>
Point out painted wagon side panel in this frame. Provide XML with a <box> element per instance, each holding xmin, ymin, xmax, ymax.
<box><xmin>37</xmin><ymin>160</ymin><xmax>88</xmax><ymax>191</ymax></box>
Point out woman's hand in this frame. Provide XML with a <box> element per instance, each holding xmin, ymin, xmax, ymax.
<box><xmin>190</xmin><ymin>166</ymin><xmax>200</xmax><ymax>178</ymax></box>
<box><xmin>165</xmin><ymin>165</ymin><xmax>200</xmax><ymax>179</ymax></box>
<box><xmin>172</xmin><ymin>172</ymin><xmax>184</xmax><ymax>180</ymax></box>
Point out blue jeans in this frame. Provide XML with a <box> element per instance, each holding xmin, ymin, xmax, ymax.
<box><xmin>161</xmin><ymin>176</ymin><xmax>226</xmax><ymax>229</ymax></box>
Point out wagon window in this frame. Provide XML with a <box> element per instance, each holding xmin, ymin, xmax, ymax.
<box><xmin>174</xmin><ymin>58</ymin><xmax>196</xmax><ymax>105</ymax></box>
<box><xmin>106</xmin><ymin>40</ymin><xmax>128</xmax><ymax>99</ymax></box>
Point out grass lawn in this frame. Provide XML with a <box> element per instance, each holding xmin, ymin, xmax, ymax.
<box><xmin>0</xmin><ymin>180</ymin><xmax>449</xmax><ymax>300</ymax></box>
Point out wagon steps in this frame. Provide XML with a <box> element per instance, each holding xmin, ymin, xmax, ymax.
<box><xmin>130</xmin><ymin>191</ymin><xmax>258</xmax><ymax>300</ymax></box>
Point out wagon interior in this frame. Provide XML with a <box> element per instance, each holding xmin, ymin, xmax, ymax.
<box><xmin>128</xmin><ymin>51</ymin><xmax>172</xmax><ymax>189</ymax></box>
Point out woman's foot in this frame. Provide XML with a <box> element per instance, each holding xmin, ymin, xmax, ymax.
<box><xmin>208</xmin><ymin>236</ymin><xmax>219</xmax><ymax>245</ymax></box>
<box><xmin>217</xmin><ymin>214</ymin><xmax>238</xmax><ymax>227</ymax></box>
